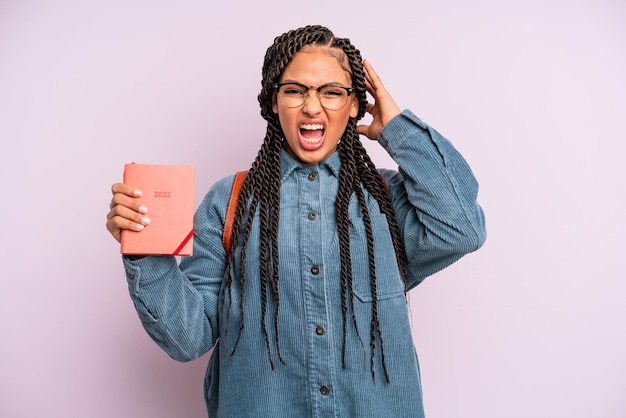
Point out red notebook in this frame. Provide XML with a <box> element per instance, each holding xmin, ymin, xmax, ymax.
<box><xmin>120</xmin><ymin>163</ymin><xmax>195</xmax><ymax>256</ymax></box>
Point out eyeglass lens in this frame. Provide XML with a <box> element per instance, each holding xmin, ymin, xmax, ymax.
<box><xmin>278</xmin><ymin>83</ymin><xmax>351</xmax><ymax>110</ymax></box>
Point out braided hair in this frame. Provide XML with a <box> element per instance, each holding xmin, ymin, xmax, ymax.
<box><xmin>222</xmin><ymin>25</ymin><xmax>407</xmax><ymax>383</ymax></box>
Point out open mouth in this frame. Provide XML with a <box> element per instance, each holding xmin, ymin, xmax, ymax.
<box><xmin>299</xmin><ymin>123</ymin><xmax>325</xmax><ymax>148</ymax></box>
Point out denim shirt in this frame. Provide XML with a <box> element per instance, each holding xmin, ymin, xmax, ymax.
<box><xmin>123</xmin><ymin>110</ymin><xmax>486</xmax><ymax>417</ymax></box>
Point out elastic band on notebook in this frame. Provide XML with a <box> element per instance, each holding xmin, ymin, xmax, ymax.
<box><xmin>173</xmin><ymin>229</ymin><xmax>194</xmax><ymax>255</ymax></box>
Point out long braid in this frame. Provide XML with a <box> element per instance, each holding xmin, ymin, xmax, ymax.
<box><xmin>337</xmin><ymin>121</ymin><xmax>391</xmax><ymax>383</ymax></box>
<box><xmin>334</xmin><ymin>35</ymin><xmax>399</xmax><ymax>382</ymax></box>
<box><xmin>336</xmin><ymin>129</ymin><xmax>365</xmax><ymax>369</ymax></box>
<box><xmin>354</xmin><ymin>169</ymin><xmax>390</xmax><ymax>383</ymax></box>
<box><xmin>354</xmin><ymin>139</ymin><xmax>408</xmax><ymax>291</ymax></box>
<box><xmin>265</xmin><ymin>118</ymin><xmax>285</xmax><ymax>365</ymax></box>
<box><xmin>223</xmin><ymin>25</ymin><xmax>407</xmax><ymax>381</ymax></box>
<box><xmin>223</xmin><ymin>136</ymin><xmax>262</xmax><ymax>358</ymax></box>
<box><xmin>257</xmin><ymin>175</ymin><xmax>274</xmax><ymax>369</ymax></box>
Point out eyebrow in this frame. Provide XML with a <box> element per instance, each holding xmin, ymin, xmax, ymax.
<box><xmin>280</xmin><ymin>79</ymin><xmax>350</xmax><ymax>87</ymax></box>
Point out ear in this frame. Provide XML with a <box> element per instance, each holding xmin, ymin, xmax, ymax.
<box><xmin>349</xmin><ymin>97</ymin><xmax>358</xmax><ymax>118</ymax></box>
<box><xmin>272</xmin><ymin>92</ymin><xmax>278</xmax><ymax>114</ymax></box>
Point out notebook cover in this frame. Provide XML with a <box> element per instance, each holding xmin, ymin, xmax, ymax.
<box><xmin>120</xmin><ymin>163</ymin><xmax>195</xmax><ymax>256</ymax></box>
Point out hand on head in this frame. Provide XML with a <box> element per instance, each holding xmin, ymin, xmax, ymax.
<box><xmin>106</xmin><ymin>183</ymin><xmax>150</xmax><ymax>243</ymax></box>
<box><xmin>357</xmin><ymin>60</ymin><xmax>402</xmax><ymax>141</ymax></box>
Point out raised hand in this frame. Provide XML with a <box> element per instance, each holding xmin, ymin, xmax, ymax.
<box><xmin>356</xmin><ymin>60</ymin><xmax>402</xmax><ymax>140</ymax></box>
<box><xmin>106</xmin><ymin>183</ymin><xmax>150</xmax><ymax>243</ymax></box>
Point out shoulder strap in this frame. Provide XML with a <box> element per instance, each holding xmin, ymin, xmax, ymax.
<box><xmin>223</xmin><ymin>170</ymin><xmax>248</xmax><ymax>259</ymax></box>
<box><xmin>378</xmin><ymin>171</ymin><xmax>388</xmax><ymax>193</ymax></box>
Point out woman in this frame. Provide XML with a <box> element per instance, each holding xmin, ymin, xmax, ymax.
<box><xmin>106</xmin><ymin>25</ymin><xmax>486</xmax><ymax>417</ymax></box>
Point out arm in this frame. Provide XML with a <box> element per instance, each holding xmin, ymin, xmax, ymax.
<box><xmin>380</xmin><ymin>112</ymin><xmax>486</xmax><ymax>289</ymax></box>
<box><xmin>358</xmin><ymin>60</ymin><xmax>486</xmax><ymax>289</ymax></box>
<box><xmin>107</xmin><ymin>177</ymin><xmax>233</xmax><ymax>361</ymax></box>
<box><xmin>123</xmin><ymin>253</ymin><xmax>218</xmax><ymax>361</ymax></box>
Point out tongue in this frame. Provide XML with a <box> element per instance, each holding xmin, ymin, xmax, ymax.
<box><xmin>301</xmin><ymin>129</ymin><xmax>323</xmax><ymax>140</ymax></box>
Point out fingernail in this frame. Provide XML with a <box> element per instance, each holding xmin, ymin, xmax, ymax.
<box><xmin>141</xmin><ymin>216</ymin><xmax>151</xmax><ymax>225</ymax></box>
<box><xmin>134</xmin><ymin>189</ymin><xmax>143</xmax><ymax>197</ymax></box>
<box><xmin>139</xmin><ymin>205</ymin><xmax>148</xmax><ymax>214</ymax></box>
<box><xmin>135</xmin><ymin>224</ymin><xmax>144</xmax><ymax>231</ymax></box>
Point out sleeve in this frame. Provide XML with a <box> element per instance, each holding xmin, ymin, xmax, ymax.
<box><xmin>121</xmin><ymin>175</ymin><xmax>235</xmax><ymax>361</ymax></box>
<box><xmin>377</xmin><ymin>110</ymin><xmax>487</xmax><ymax>290</ymax></box>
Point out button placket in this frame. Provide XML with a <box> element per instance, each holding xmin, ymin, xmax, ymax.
<box><xmin>298</xmin><ymin>168</ymin><xmax>334</xmax><ymax>415</ymax></box>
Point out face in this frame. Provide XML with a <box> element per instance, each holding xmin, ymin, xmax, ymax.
<box><xmin>272</xmin><ymin>49</ymin><xmax>358</xmax><ymax>165</ymax></box>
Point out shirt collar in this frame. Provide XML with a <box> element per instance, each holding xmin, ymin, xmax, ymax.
<box><xmin>279</xmin><ymin>147</ymin><xmax>341</xmax><ymax>181</ymax></box>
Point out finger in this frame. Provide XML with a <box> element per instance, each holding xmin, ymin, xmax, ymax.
<box><xmin>364</xmin><ymin>77</ymin><xmax>375</xmax><ymax>96</ymax></box>
<box><xmin>363</xmin><ymin>60</ymin><xmax>384</xmax><ymax>91</ymax></box>
<box><xmin>356</xmin><ymin>124</ymin><xmax>378</xmax><ymax>141</ymax></box>
<box><xmin>106</xmin><ymin>215</ymin><xmax>147</xmax><ymax>243</ymax></box>
<box><xmin>107</xmin><ymin>199</ymin><xmax>151</xmax><ymax>225</ymax></box>
<box><xmin>109</xmin><ymin>191</ymin><xmax>149</xmax><ymax>215</ymax></box>
<box><xmin>107</xmin><ymin>203</ymin><xmax>150</xmax><ymax>229</ymax></box>
<box><xmin>363</xmin><ymin>66</ymin><xmax>373</xmax><ymax>88</ymax></box>
<box><xmin>111</xmin><ymin>182</ymin><xmax>143</xmax><ymax>198</ymax></box>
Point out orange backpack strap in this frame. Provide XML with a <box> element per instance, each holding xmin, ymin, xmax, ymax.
<box><xmin>223</xmin><ymin>170</ymin><xmax>248</xmax><ymax>259</ymax></box>
<box><xmin>378</xmin><ymin>171</ymin><xmax>388</xmax><ymax>193</ymax></box>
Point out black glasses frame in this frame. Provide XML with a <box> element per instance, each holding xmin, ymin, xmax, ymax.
<box><xmin>273</xmin><ymin>82</ymin><xmax>355</xmax><ymax>110</ymax></box>
<box><xmin>273</xmin><ymin>82</ymin><xmax>354</xmax><ymax>96</ymax></box>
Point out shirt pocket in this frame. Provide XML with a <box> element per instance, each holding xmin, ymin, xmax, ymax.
<box><xmin>349</xmin><ymin>213</ymin><xmax>405</xmax><ymax>303</ymax></box>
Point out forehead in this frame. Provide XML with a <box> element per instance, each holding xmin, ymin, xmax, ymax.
<box><xmin>280</xmin><ymin>49</ymin><xmax>352</xmax><ymax>86</ymax></box>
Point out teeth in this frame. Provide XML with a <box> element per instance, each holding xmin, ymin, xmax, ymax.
<box><xmin>300</xmin><ymin>124</ymin><xmax>324</xmax><ymax>130</ymax></box>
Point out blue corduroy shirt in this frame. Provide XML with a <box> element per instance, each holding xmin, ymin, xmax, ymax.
<box><xmin>123</xmin><ymin>110</ymin><xmax>486</xmax><ymax>417</ymax></box>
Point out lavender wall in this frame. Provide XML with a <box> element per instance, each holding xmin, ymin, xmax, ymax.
<box><xmin>1</xmin><ymin>0</ymin><xmax>624</xmax><ymax>417</ymax></box>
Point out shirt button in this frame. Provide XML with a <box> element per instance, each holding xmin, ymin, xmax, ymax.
<box><xmin>319</xmin><ymin>386</ymin><xmax>330</xmax><ymax>396</ymax></box>
<box><xmin>316</xmin><ymin>325</ymin><xmax>326</xmax><ymax>335</ymax></box>
<box><xmin>310</xmin><ymin>265</ymin><xmax>320</xmax><ymax>275</ymax></box>
<box><xmin>308</xmin><ymin>211</ymin><xmax>318</xmax><ymax>221</ymax></box>
<box><xmin>308</xmin><ymin>172</ymin><xmax>317</xmax><ymax>181</ymax></box>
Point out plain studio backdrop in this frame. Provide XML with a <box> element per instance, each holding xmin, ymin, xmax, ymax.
<box><xmin>1</xmin><ymin>0</ymin><xmax>624</xmax><ymax>417</ymax></box>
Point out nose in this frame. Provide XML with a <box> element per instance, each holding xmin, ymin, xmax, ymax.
<box><xmin>302</xmin><ymin>89</ymin><xmax>322</xmax><ymax>115</ymax></box>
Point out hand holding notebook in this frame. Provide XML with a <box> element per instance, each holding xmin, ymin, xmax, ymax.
<box><xmin>119</xmin><ymin>163</ymin><xmax>195</xmax><ymax>256</ymax></box>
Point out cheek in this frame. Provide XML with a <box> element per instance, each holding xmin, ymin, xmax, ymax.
<box><xmin>276</xmin><ymin>109</ymin><xmax>295</xmax><ymax>137</ymax></box>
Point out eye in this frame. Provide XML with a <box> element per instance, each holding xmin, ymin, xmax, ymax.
<box><xmin>282</xmin><ymin>84</ymin><xmax>306</xmax><ymax>96</ymax></box>
<box><xmin>320</xmin><ymin>86</ymin><xmax>346</xmax><ymax>98</ymax></box>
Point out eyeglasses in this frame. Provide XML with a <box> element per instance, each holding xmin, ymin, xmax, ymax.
<box><xmin>273</xmin><ymin>82</ymin><xmax>354</xmax><ymax>111</ymax></box>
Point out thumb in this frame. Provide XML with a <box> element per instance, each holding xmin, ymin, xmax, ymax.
<box><xmin>356</xmin><ymin>123</ymin><xmax>368</xmax><ymax>136</ymax></box>
<box><xmin>356</xmin><ymin>123</ymin><xmax>377</xmax><ymax>141</ymax></box>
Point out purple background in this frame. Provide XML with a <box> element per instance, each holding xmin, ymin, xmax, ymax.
<box><xmin>1</xmin><ymin>0</ymin><xmax>625</xmax><ymax>417</ymax></box>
